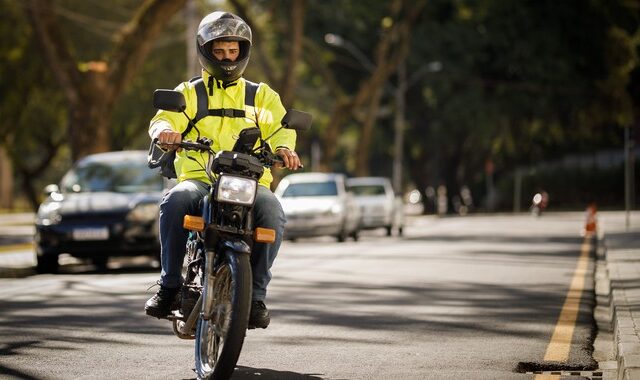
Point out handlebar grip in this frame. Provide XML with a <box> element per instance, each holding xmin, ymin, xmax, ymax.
<box><xmin>154</xmin><ymin>138</ymin><xmax>211</xmax><ymax>152</ymax></box>
<box><xmin>179</xmin><ymin>141</ymin><xmax>210</xmax><ymax>151</ymax></box>
<box><xmin>270</xmin><ymin>154</ymin><xmax>303</xmax><ymax>169</ymax></box>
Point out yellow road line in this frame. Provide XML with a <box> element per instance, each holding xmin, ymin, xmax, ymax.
<box><xmin>0</xmin><ymin>243</ymin><xmax>33</xmax><ymax>253</ymax></box>
<box><xmin>542</xmin><ymin>234</ymin><xmax>592</xmax><ymax>363</ymax></box>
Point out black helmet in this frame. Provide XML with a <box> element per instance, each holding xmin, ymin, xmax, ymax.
<box><xmin>196</xmin><ymin>11</ymin><xmax>252</xmax><ymax>83</ymax></box>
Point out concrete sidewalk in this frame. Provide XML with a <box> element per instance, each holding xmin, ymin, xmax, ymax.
<box><xmin>595</xmin><ymin>211</ymin><xmax>640</xmax><ymax>380</ymax></box>
<box><xmin>0</xmin><ymin>212</ymin><xmax>34</xmax><ymax>245</ymax></box>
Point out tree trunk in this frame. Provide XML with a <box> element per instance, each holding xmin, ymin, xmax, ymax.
<box><xmin>279</xmin><ymin>0</ymin><xmax>306</xmax><ymax>107</ymax></box>
<box><xmin>317</xmin><ymin>0</ymin><xmax>425</xmax><ymax>173</ymax></box>
<box><xmin>26</xmin><ymin>0</ymin><xmax>187</xmax><ymax>160</ymax></box>
<box><xmin>321</xmin><ymin>100</ymin><xmax>355</xmax><ymax>171</ymax></box>
<box><xmin>68</xmin><ymin>70</ymin><xmax>112</xmax><ymax>160</ymax></box>
<box><xmin>0</xmin><ymin>146</ymin><xmax>13</xmax><ymax>210</ymax></box>
<box><xmin>354</xmin><ymin>85</ymin><xmax>385</xmax><ymax>176</ymax></box>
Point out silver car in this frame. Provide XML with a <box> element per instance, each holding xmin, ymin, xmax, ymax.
<box><xmin>347</xmin><ymin>176</ymin><xmax>404</xmax><ymax>236</ymax></box>
<box><xmin>275</xmin><ymin>172</ymin><xmax>360</xmax><ymax>242</ymax></box>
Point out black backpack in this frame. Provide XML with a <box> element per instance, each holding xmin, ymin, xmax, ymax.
<box><xmin>148</xmin><ymin>77</ymin><xmax>259</xmax><ymax>178</ymax></box>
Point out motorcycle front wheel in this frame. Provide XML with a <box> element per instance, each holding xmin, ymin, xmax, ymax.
<box><xmin>194</xmin><ymin>250</ymin><xmax>252</xmax><ymax>380</ymax></box>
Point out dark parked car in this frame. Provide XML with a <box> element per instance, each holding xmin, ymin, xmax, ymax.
<box><xmin>34</xmin><ymin>150</ymin><xmax>167</xmax><ymax>273</ymax></box>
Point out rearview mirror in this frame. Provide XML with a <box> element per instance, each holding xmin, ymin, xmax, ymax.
<box><xmin>232</xmin><ymin>128</ymin><xmax>261</xmax><ymax>154</ymax></box>
<box><xmin>281</xmin><ymin>109</ymin><xmax>312</xmax><ymax>131</ymax></box>
<box><xmin>153</xmin><ymin>90</ymin><xmax>186</xmax><ymax>112</ymax></box>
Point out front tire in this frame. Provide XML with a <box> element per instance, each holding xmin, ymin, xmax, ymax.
<box><xmin>36</xmin><ymin>252</ymin><xmax>59</xmax><ymax>274</ymax></box>
<box><xmin>91</xmin><ymin>256</ymin><xmax>109</xmax><ymax>272</ymax></box>
<box><xmin>194</xmin><ymin>250</ymin><xmax>252</xmax><ymax>380</ymax></box>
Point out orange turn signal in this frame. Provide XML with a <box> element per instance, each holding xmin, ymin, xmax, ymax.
<box><xmin>254</xmin><ymin>227</ymin><xmax>276</xmax><ymax>243</ymax></box>
<box><xmin>183</xmin><ymin>215</ymin><xmax>205</xmax><ymax>232</ymax></box>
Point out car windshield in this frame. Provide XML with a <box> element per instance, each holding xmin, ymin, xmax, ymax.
<box><xmin>348</xmin><ymin>184</ymin><xmax>386</xmax><ymax>196</ymax></box>
<box><xmin>282</xmin><ymin>181</ymin><xmax>338</xmax><ymax>197</ymax></box>
<box><xmin>60</xmin><ymin>157</ymin><xmax>163</xmax><ymax>193</ymax></box>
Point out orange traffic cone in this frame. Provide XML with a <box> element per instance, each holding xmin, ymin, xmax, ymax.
<box><xmin>583</xmin><ymin>203</ymin><xmax>597</xmax><ymax>236</ymax></box>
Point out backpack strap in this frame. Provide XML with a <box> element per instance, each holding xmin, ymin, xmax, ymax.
<box><xmin>244</xmin><ymin>80</ymin><xmax>259</xmax><ymax>107</ymax></box>
<box><xmin>190</xmin><ymin>77</ymin><xmax>209</xmax><ymax>128</ymax></box>
<box><xmin>208</xmin><ymin>108</ymin><xmax>246</xmax><ymax>117</ymax></box>
<box><xmin>188</xmin><ymin>77</ymin><xmax>260</xmax><ymax>128</ymax></box>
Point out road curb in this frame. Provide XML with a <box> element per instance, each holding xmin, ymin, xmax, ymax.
<box><xmin>598</xmin><ymin>233</ymin><xmax>640</xmax><ymax>380</ymax></box>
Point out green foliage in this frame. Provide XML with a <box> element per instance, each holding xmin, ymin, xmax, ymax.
<box><xmin>403</xmin><ymin>0</ymin><xmax>639</xmax><ymax>209</ymax></box>
<box><xmin>1</xmin><ymin>0</ymin><xmax>638</xmax><ymax>210</ymax></box>
<box><xmin>111</xmin><ymin>10</ymin><xmax>188</xmax><ymax>151</ymax></box>
<box><xmin>0</xmin><ymin>0</ymin><xmax>70</xmax><ymax>190</ymax></box>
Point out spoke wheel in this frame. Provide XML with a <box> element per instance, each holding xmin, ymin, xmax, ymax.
<box><xmin>195</xmin><ymin>250</ymin><xmax>251</xmax><ymax>380</ymax></box>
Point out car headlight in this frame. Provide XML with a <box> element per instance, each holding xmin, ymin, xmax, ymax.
<box><xmin>216</xmin><ymin>175</ymin><xmax>257</xmax><ymax>206</ymax></box>
<box><xmin>127</xmin><ymin>203</ymin><xmax>158</xmax><ymax>222</ymax></box>
<box><xmin>36</xmin><ymin>202</ymin><xmax>62</xmax><ymax>225</ymax></box>
<box><xmin>331</xmin><ymin>203</ymin><xmax>343</xmax><ymax>214</ymax></box>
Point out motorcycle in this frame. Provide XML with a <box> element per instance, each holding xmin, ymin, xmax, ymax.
<box><xmin>151</xmin><ymin>89</ymin><xmax>312</xmax><ymax>379</ymax></box>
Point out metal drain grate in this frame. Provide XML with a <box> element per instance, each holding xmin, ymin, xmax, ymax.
<box><xmin>525</xmin><ymin>370</ymin><xmax>607</xmax><ymax>379</ymax></box>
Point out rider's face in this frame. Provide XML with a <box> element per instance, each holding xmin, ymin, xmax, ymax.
<box><xmin>212</xmin><ymin>41</ymin><xmax>240</xmax><ymax>62</ymax></box>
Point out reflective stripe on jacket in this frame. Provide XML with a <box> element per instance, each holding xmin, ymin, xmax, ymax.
<box><xmin>149</xmin><ymin>71</ymin><xmax>296</xmax><ymax>188</ymax></box>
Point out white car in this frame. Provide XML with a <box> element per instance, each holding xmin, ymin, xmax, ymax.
<box><xmin>347</xmin><ymin>176</ymin><xmax>404</xmax><ymax>236</ymax></box>
<box><xmin>275</xmin><ymin>172</ymin><xmax>360</xmax><ymax>242</ymax></box>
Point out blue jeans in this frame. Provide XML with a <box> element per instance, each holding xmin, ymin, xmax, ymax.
<box><xmin>158</xmin><ymin>179</ymin><xmax>285</xmax><ymax>301</ymax></box>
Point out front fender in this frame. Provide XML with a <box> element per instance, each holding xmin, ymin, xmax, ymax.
<box><xmin>220</xmin><ymin>238</ymin><xmax>251</xmax><ymax>255</ymax></box>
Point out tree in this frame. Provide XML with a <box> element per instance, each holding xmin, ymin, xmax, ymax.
<box><xmin>228</xmin><ymin>0</ymin><xmax>307</xmax><ymax>108</ymax></box>
<box><xmin>403</xmin><ymin>0</ymin><xmax>639</xmax><ymax>212</ymax></box>
<box><xmin>304</xmin><ymin>0</ymin><xmax>426</xmax><ymax>174</ymax></box>
<box><xmin>1</xmin><ymin>0</ymin><xmax>68</xmax><ymax>209</ymax></box>
<box><xmin>25</xmin><ymin>0</ymin><xmax>187</xmax><ymax>161</ymax></box>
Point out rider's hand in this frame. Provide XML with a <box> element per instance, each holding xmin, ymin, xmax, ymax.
<box><xmin>275</xmin><ymin>148</ymin><xmax>302</xmax><ymax>170</ymax></box>
<box><xmin>157</xmin><ymin>129</ymin><xmax>182</xmax><ymax>151</ymax></box>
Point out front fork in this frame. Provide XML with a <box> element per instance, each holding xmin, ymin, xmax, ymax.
<box><xmin>201</xmin><ymin>239</ymin><xmax>251</xmax><ymax>321</ymax></box>
<box><xmin>202</xmin><ymin>249</ymin><xmax>216</xmax><ymax>320</ymax></box>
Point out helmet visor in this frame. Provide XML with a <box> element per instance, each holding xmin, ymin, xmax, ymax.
<box><xmin>197</xmin><ymin>18</ymin><xmax>252</xmax><ymax>47</ymax></box>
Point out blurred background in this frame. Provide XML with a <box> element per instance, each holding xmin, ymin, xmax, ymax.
<box><xmin>1</xmin><ymin>0</ymin><xmax>638</xmax><ymax>215</ymax></box>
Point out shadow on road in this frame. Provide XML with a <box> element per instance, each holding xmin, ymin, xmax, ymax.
<box><xmin>268</xmin><ymin>278</ymin><xmax>591</xmax><ymax>340</ymax></box>
<box><xmin>405</xmin><ymin>233</ymin><xmax>581</xmax><ymax>247</ymax></box>
<box><xmin>233</xmin><ymin>366</ymin><xmax>325</xmax><ymax>379</ymax></box>
<box><xmin>174</xmin><ymin>366</ymin><xmax>325</xmax><ymax>380</ymax></box>
<box><xmin>0</xmin><ymin>258</ymin><xmax>158</xmax><ymax>279</ymax></box>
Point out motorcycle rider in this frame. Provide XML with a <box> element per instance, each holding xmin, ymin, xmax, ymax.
<box><xmin>145</xmin><ymin>11</ymin><xmax>302</xmax><ymax>329</ymax></box>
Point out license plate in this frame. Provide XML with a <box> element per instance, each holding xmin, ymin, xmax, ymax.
<box><xmin>72</xmin><ymin>227</ymin><xmax>109</xmax><ymax>241</ymax></box>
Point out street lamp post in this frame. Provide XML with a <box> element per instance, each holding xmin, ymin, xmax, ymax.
<box><xmin>324</xmin><ymin>34</ymin><xmax>376</xmax><ymax>73</ymax></box>
<box><xmin>392</xmin><ymin>62</ymin><xmax>407</xmax><ymax>194</ymax></box>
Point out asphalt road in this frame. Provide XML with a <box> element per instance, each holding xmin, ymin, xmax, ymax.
<box><xmin>0</xmin><ymin>213</ymin><xmax>599</xmax><ymax>379</ymax></box>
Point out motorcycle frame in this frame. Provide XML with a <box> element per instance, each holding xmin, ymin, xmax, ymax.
<box><xmin>173</xmin><ymin>173</ymin><xmax>257</xmax><ymax>338</ymax></box>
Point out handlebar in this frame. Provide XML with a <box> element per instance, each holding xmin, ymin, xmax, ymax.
<box><xmin>153</xmin><ymin>138</ymin><xmax>296</xmax><ymax>168</ymax></box>
<box><xmin>153</xmin><ymin>138</ymin><xmax>212</xmax><ymax>152</ymax></box>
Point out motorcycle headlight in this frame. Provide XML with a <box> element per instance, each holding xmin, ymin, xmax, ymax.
<box><xmin>127</xmin><ymin>203</ymin><xmax>158</xmax><ymax>222</ymax></box>
<box><xmin>216</xmin><ymin>175</ymin><xmax>257</xmax><ymax>206</ymax></box>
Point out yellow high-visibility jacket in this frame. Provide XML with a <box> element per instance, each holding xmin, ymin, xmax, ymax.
<box><xmin>149</xmin><ymin>71</ymin><xmax>296</xmax><ymax>189</ymax></box>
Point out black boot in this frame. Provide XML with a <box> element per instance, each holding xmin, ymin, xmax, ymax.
<box><xmin>145</xmin><ymin>283</ymin><xmax>180</xmax><ymax>319</ymax></box>
<box><xmin>248</xmin><ymin>300</ymin><xmax>270</xmax><ymax>329</ymax></box>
